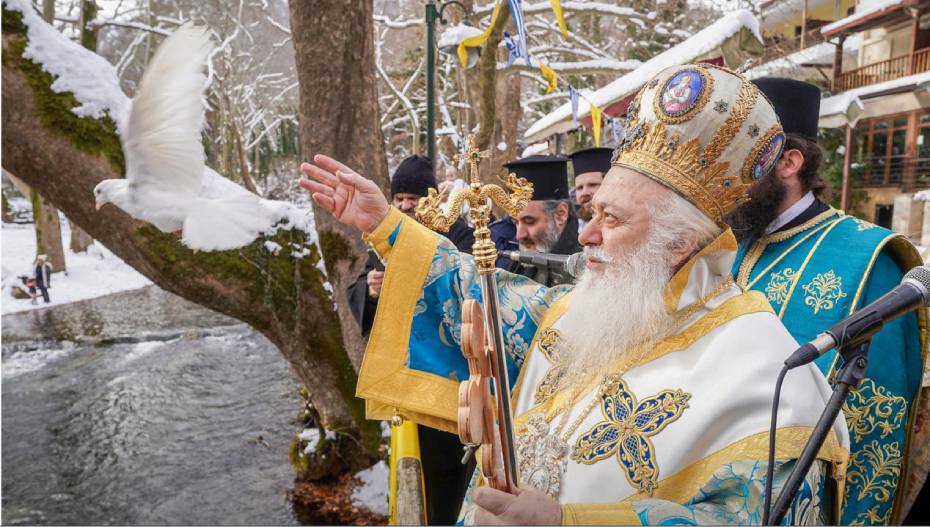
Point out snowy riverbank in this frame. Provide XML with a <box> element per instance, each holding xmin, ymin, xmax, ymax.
<box><xmin>2</xmin><ymin>222</ymin><xmax>151</xmax><ymax>315</ymax></box>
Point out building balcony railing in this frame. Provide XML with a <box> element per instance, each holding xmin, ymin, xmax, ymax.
<box><xmin>834</xmin><ymin>47</ymin><xmax>930</xmax><ymax>92</ymax></box>
<box><xmin>760</xmin><ymin>27</ymin><xmax>828</xmax><ymax>64</ymax></box>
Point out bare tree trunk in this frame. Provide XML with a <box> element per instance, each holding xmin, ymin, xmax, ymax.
<box><xmin>3</xmin><ymin>5</ymin><xmax>378</xmax><ymax>478</ymax></box>
<box><xmin>488</xmin><ymin>69</ymin><xmax>522</xmax><ymax>180</ymax></box>
<box><xmin>31</xmin><ymin>189</ymin><xmax>67</xmax><ymax>272</ymax></box>
<box><xmin>233</xmin><ymin>124</ymin><xmax>260</xmax><ymax>195</ymax></box>
<box><xmin>289</xmin><ymin>0</ymin><xmax>389</xmax><ymax>373</ymax></box>
<box><xmin>69</xmin><ymin>221</ymin><xmax>94</xmax><ymax>252</ymax></box>
<box><xmin>32</xmin><ymin>0</ymin><xmax>67</xmax><ymax>272</ymax></box>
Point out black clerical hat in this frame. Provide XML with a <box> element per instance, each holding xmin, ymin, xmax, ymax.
<box><xmin>752</xmin><ymin>77</ymin><xmax>821</xmax><ymax>140</ymax></box>
<box><xmin>503</xmin><ymin>155</ymin><xmax>570</xmax><ymax>200</ymax></box>
<box><xmin>569</xmin><ymin>147</ymin><xmax>613</xmax><ymax>176</ymax></box>
<box><xmin>391</xmin><ymin>155</ymin><xmax>437</xmax><ymax>197</ymax></box>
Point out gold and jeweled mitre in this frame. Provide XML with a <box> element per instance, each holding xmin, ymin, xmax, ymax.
<box><xmin>613</xmin><ymin>64</ymin><xmax>785</xmax><ymax>223</ymax></box>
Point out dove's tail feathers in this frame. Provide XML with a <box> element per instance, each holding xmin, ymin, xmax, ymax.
<box><xmin>181</xmin><ymin>196</ymin><xmax>284</xmax><ymax>252</ymax></box>
<box><xmin>125</xmin><ymin>23</ymin><xmax>214</xmax><ymax>195</ymax></box>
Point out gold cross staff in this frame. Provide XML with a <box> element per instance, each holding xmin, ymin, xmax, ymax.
<box><xmin>416</xmin><ymin>134</ymin><xmax>533</xmax><ymax>275</ymax></box>
<box><xmin>416</xmin><ymin>134</ymin><xmax>533</xmax><ymax>494</ymax></box>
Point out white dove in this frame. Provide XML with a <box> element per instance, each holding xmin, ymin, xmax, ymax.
<box><xmin>94</xmin><ymin>23</ymin><xmax>287</xmax><ymax>251</ymax></box>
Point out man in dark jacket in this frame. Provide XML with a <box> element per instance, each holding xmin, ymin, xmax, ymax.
<box><xmin>500</xmin><ymin>155</ymin><xmax>581</xmax><ymax>286</ymax></box>
<box><xmin>346</xmin><ymin>155</ymin><xmax>474</xmax><ymax>525</ymax></box>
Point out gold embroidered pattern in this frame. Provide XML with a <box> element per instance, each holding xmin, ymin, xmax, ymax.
<box><xmin>570</xmin><ymin>375</ymin><xmax>691</xmax><ymax>495</ymax></box>
<box><xmin>842</xmin><ymin>379</ymin><xmax>907</xmax><ymax>442</ymax></box>
<box><xmin>615</xmin><ymin>121</ymin><xmax>742</xmax><ymax>223</ymax></box>
<box><xmin>846</xmin><ymin>440</ymin><xmax>902</xmax><ymax>525</ymax></box>
<box><xmin>801</xmin><ymin>270</ymin><xmax>848</xmax><ymax>314</ymax></box>
<box><xmin>764</xmin><ymin>268</ymin><xmax>796</xmax><ymax>306</ymax></box>
<box><xmin>534</xmin><ymin>328</ymin><xmax>568</xmax><ymax>405</ymax></box>
<box><xmin>702</xmin><ymin>80</ymin><xmax>757</xmax><ymax>164</ymax></box>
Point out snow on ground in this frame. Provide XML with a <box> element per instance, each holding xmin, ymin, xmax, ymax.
<box><xmin>351</xmin><ymin>461</ymin><xmax>389</xmax><ymax>516</ymax></box>
<box><xmin>1</xmin><ymin>222</ymin><xmax>152</xmax><ymax>315</ymax></box>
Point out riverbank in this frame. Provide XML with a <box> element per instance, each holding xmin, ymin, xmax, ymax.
<box><xmin>2</xmin><ymin>221</ymin><xmax>151</xmax><ymax>315</ymax></box>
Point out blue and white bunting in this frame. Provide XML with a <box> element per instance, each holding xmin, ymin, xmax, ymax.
<box><xmin>569</xmin><ymin>86</ymin><xmax>580</xmax><ymax>125</ymax></box>
<box><xmin>503</xmin><ymin>31</ymin><xmax>519</xmax><ymax>68</ymax></box>
<box><xmin>507</xmin><ymin>0</ymin><xmax>531</xmax><ymax>66</ymax></box>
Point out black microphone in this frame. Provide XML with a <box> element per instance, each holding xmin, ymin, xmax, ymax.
<box><xmin>500</xmin><ymin>250</ymin><xmax>586</xmax><ymax>279</ymax></box>
<box><xmin>784</xmin><ymin>265</ymin><xmax>930</xmax><ymax>369</ymax></box>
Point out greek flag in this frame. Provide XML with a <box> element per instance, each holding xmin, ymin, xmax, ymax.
<box><xmin>507</xmin><ymin>0</ymin><xmax>531</xmax><ymax>66</ymax></box>
<box><xmin>569</xmin><ymin>86</ymin><xmax>580</xmax><ymax>125</ymax></box>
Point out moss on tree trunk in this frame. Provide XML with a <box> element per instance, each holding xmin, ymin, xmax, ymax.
<box><xmin>2</xmin><ymin>3</ymin><xmax>380</xmax><ymax>477</ymax></box>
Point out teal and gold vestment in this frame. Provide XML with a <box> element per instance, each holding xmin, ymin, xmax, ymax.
<box><xmin>733</xmin><ymin>207</ymin><xmax>929</xmax><ymax>525</ymax></box>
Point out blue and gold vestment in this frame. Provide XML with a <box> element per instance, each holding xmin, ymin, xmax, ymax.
<box><xmin>733</xmin><ymin>207</ymin><xmax>929</xmax><ymax>525</ymax></box>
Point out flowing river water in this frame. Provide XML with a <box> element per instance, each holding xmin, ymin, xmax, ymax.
<box><xmin>2</xmin><ymin>286</ymin><xmax>305</xmax><ymax>525</ymax></box>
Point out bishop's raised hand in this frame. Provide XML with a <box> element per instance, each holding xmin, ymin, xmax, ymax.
<box><xmin>299</xmin><ymin>155</ymin><xmax>390</xmax><ymax>233</ymax></box>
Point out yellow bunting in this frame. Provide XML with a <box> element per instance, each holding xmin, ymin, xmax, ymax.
<box><xmin>540</xmin><ymin>63</ymin><xmax>558</xmax><ymax>94</ymax></box>
<box><xmin>591</xmin><ymin>104</ymin><xmax>603</xmax><ymax>147</ymax></box>
<box><xmin>550</xmin><ymin>0</ymin><xmax>570</xmax><ymax>39</ymax></box>
<box><xmin>457</xmin><ymin>0</ymin><xmax>504</xmax><ymax>68</ymax></box>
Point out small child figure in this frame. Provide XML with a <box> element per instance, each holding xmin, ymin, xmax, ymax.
<box><xmin>19</xmin><ymin>275</ymin><xmax>37</xmax><ymax>305</ymax></box>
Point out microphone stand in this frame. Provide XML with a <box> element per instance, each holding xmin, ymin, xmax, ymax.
<box><xmin>767</xmin><ymin>340</ymin><xmax>870</xmax><ymax>525</ymax></box>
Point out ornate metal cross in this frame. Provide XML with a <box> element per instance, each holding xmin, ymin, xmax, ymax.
<box><xmin>416</xmin><ymin>133</ymin><xmax>533</xmax><ymax>493</ymax></box>
<box><xmin>416</xmin><ymin>134</ymin><xmax>533</xmax><ymax>275</ymax></box>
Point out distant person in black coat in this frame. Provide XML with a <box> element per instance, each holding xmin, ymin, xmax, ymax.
<box><xmin>346</xmin><ymin>155</ymin><xmax>475</xmax><ymax>526</ymax></box>
<box><xmin>33</xmin><ymin>254</ymin><xmax>52</xmax><ymax>304</ymax></box>
<box><xmin>347</xmin><ymin>155</ymin><xmax>474</xmax><ymax>336</ymax></box>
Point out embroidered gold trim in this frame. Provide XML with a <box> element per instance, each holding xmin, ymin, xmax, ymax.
<box><xmin>514</xmin><ymin>291</ymin><xmax>773</xmax><ymax>430</ymax></box>
<box><xmin>767</xmin><ymin>208</ymin><xmax>842</xmax><ymax>244</ymax></box>
<box><xmin>776</xmin><ymin>218</ymin><xmax>848</xmax><ymax>319</ymax></box>
<box><xmin>615</xmin><ymin>121</ymin><xmax>742</xmax><ymax>223</ymax></box>
<box><xmin>510</xmin><ymin>293</ymin><xmax>573</xmax><ymax>410</ymax></box>
<box><xmin>702</xmin><ymin>80</ymin><xmax>757</xmax><ymax>164</ymax></box>
<box><xmin>653</xmin><ymin>66</ymin><xmax>715</xmax><ymax>125</ymax></box>
<box><xmin>558</xmin><ymin>426</ymin><xmax>848</xmax><ymax>525</ymax></box>
<box><xmin>664</xmin><ymin>228</ymin><xmax>739</xmax><ymax>312</ymax></box>
<box><xmin>735</xmin><ymin>211</ymin><xmax>842</xmax><ymax>290</ymax></box>
<box><xmin>355</xmin><ymin>209</ymin><xmax>461</xmax><ymax>434</ymax></box>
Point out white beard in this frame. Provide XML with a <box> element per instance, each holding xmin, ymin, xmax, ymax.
<box><xmin>558</xmin><ymin>241</ymin><xmax>676</xmax><ymax>386</ymax></box>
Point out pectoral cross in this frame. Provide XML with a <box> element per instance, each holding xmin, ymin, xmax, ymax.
<box><xmin>416</xmin><ymin>134</ymin><xmax>533</xmax><ymax>275</ymax></box>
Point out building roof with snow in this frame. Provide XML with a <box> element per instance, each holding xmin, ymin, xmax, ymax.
<box><xmin>523</xmin><ymin>10</ymin><xmax>763</xmax><ymax>143</ymax></box>
<box><xmin>820</xmin><ymin>0</ymin><xmax>912</xmax><ymax>37</ymax></box>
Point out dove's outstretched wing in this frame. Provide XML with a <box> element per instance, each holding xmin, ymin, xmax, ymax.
<box><xmin>123</xmin><ymin>23</ymin><xmax>214</xmax><ymax>196</ymax></box>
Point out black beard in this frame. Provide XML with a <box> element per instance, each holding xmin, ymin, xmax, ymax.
<box><xmin>727</xmin><ymin>174</ymin><xmax>787</xmax><ymax>244</ymax></box>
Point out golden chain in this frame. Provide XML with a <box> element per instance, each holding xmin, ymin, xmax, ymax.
<box><xmin>672</xmin><ymin>276</ymin><xmax>735</xmax><ymax>324</ymax></box>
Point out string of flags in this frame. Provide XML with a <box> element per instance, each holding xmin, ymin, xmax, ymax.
<box><xmin>541</xmin><ymin>57</ymin><xmax>615</xmax><ymax>147</ymax></box>
<box><xmin>457</xmin><ymin>0</ymin><xmax>616</xmax><ymax>147</ymax></box>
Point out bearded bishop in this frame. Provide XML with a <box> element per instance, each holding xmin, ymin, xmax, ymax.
<box><xmin>300</xmin><ymin>64</ymin><xmax>850</xmax><ymax>525</ymax></box>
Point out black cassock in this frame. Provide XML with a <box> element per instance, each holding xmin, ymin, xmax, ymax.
<box><xmin>347</xmin><ymin>216</ymin><xmax>475</xmax><ymax>525</ymax></box>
